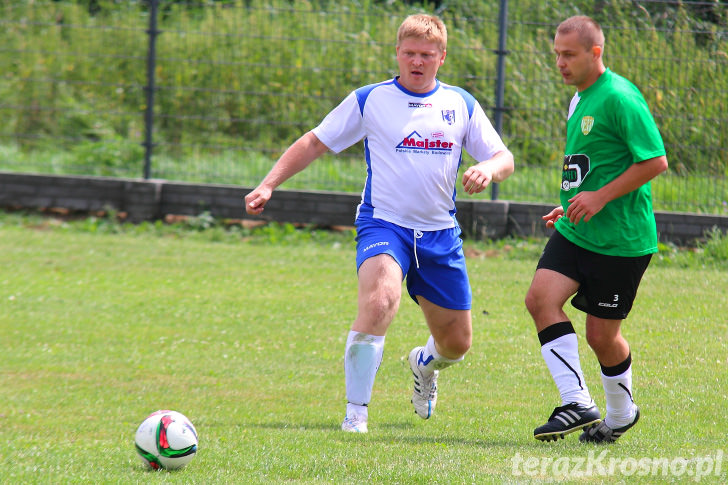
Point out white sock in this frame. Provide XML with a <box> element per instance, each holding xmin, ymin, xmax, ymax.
<box><xmin>416</xmin><ymin>335</ymin><xmax>464</xmax><ymax>374</ymax></box>
<box><xmin>344</xmin><ymin>331</ymin><xmax>385</xmax><ymax>413</ymax></box>
<box><xmin>540</xmin><ymin>331</ymin><xmax>592</xmax><ymax>406</ymax></box>
<box><xmin>346</xmin><ymin>403</ymin><xmax>368</xmax><ymax>420</ymax></box>
<box><xmin>602</xmin><ymin>363</ymin><xmax>636</xmax><ymax>428</ymax></box>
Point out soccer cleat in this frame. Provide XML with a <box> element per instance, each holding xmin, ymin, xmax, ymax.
<box><xmin>534</xmin><ymin>402</ymin><xmax>602</xmax><ymax>442</ymax></box>
<box><xmin>341</xmin><ymin>414</ymin><xmax>368</xmax><ymax>433</ymax></box>
<box><xmin>579</xmin><ymin>406</ymin><xmax>640</xmax><ymax>443</ymax></box>
<box><xmin>408</xmin><ymin>347</ymin><xmax>438</xmax><ymax>419</ymax></box>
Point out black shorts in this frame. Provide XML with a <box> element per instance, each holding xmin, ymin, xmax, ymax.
<box><xmin>537</xmin><ymin>230</ymin><xmax>652</xmax><ymax>320</ymax></box>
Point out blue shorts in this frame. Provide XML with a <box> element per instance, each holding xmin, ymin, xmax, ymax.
<box><xmin>355</xmin><ymin>216</ymin><xmax>471</xmax><ymax>310</ymax></box>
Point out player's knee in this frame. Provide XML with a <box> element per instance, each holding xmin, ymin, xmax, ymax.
<box><xmin>453</xmin><ymin>336</ymin><xmax>472</xmax><ymax>357</ymax></box>
<box><xmin>524</xmin><ymin>292</ymin><xmax>535</xmax><ymax>315</ymax></box>
<box><xmin>440</xmin><ymin>332</ymin><xmax>471</xmax><ymax>358</ymax></box>
<box><xmin>365</xmin><ymin>289</ymin><xmax>400</xmax><ymax>322</ymax></box>
<box><xmin>524</xmin><ymin>289</ymin><xmax>545</xmax><ymax>319</ymax></box>
<box><xmin>459</xmin><ymin>340</ymin><xmax>472</xmax><ymax>357</ymax></box>
<box><xmin>585</xmin><ymin>328</ymin><xmax>611</xmax><ymax>353</ymax></box>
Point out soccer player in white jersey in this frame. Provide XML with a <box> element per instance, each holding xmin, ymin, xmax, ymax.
<box><xmin>245</xmin><ymin>13</ymin><xmax>514</xmax><ymax>433</ymax></box>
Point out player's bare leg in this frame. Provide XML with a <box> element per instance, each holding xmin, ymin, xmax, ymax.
<box><xmin>408</xmin><ymin>297</ymin><xmax>471</xmax><ymax>419</ymax></box>
<box><xmin>342</xmin><ymin>254</ymin><xmax>401</xmax><ymax>432</ymax></box>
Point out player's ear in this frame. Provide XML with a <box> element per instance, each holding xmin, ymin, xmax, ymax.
<box><xmin>592</xmin><ymin>45</ymin><xmax>602</xmax><ymax>58</ymax></box>
<box><xmin>440</xmin><ymin>49</ymin><xmax>447</xmax><ymax>65</ymax></box>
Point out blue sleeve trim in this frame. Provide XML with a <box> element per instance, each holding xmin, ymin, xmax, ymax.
<box><xmin>442</xmin><ymin>85</ymin><xmax>476</xmax><ymax>118</ymax></box>
<box><xmin>354</xmin><ymin>79</ymin><xmax>394</xmax><ymax>115</ymax></box>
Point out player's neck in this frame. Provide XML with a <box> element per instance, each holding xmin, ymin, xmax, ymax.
<box><xmin>577</xmin><ymin>65</ymin><xmax>606</xmax><ymax>92</ymax></box>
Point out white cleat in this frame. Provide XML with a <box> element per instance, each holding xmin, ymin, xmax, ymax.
<box><xmin>408</xmin><ymin>347</ymin><xmax>438</xmax><ymax>419</ymax></box>
<box><xmin>341</xmin><ymin>414</ymin><xmax>368</xmax><ymax>433</ymax></box>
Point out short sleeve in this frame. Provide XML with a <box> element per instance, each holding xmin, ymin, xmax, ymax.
<box><xmin>311</xmin><ymin>92</ymin><xmax>366</xmax><ymax>154</ymax></box>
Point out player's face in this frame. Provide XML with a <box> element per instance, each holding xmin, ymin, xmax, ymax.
<box><xmin>553</xmin><ymin>31</ymin><xmax>601</xmax><ymax>91</ymax></box>
<box><xmin>396</xmin><ymin>37</ymin><xmax>446</xmax><ymax>93</ymax></box>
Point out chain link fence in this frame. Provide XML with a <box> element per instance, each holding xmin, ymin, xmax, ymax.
<box><xmin>1</xmin><ymin>0</ymin><xmax>726</xmax><ymax>213</ymax></box>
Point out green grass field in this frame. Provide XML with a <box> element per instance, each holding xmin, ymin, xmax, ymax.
<box><xmin>1</xmin><ymin>213</ymin><xmax>726</xmax><ymax>483</ymax></box>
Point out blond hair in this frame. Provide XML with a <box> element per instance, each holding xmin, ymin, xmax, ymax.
<box><xmin>397</xmin><ymin>14</ymin><xmax>447</xmax><ymax>51</ymax></box>
<box><xmin>556</xmin><ymin>15</ymin><xmax>605</xmax><ymax>51</ymax></box>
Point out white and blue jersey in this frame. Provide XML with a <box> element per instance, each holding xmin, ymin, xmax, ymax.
<box><xmin>312</xmin><ymin>77</ymin><xmax>507</xmax><ymax>230</ymax></box>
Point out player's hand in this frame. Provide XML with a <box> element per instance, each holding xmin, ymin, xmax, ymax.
<box><xmin>566</xmin><ymin>191</ymin><xmax>607</xmax><ymax>225</ymax></box>
<box><xmin>462</xmin><ymin>163</ymin><xmax>494</xmax><ymax>194</ymax></box>
<box><xmin>542</xmin><ymin>206</ymin><xmax>564</xmax><ymax>229</ymax></box>
<box><xmin>244</xmin><ymin>186</ymin><xmax>272</xmax><ymax>215</ymax></box>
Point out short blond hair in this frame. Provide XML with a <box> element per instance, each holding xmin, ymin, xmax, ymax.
<box><xmin>397</xmin><ymin>14</ymin><xmax>447</xmax><ymax>51</ymax></box>
<box><xmin>556</xmin><ymin>15</ymin><xmax>605</xmax><ymax>51</ymax></box>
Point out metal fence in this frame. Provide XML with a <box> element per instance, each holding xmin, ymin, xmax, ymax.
<box><xmin>1</xmin><ymin>0</ymin><xmax>727</xmax><ymax>214</ymax></box>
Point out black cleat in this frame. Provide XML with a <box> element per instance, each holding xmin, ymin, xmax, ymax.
<box><xmin>579</xmin><ymin>406</ymin><xmax>640</xmax><ymax>443</ymax></box>
<box><xmin>534</xmin><ymin>402</ymin><xmax>601</xmax><ymax>442</ymax></box>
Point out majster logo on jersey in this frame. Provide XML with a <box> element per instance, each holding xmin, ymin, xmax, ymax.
<box><xmin>396</xmin><ymin>130</ymin><xmax>454</xmax><ymax>154</ymax></box>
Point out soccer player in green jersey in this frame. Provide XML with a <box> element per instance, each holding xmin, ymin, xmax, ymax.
<box><xmin>526</xmin><ymin>15</ymin><xmax>668</xmax><ymax>443</ymax></box>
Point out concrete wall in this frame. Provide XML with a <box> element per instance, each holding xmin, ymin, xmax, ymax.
<box><xmin>1</xmin><ymin>171</ymin><xmax>725</xmax><ymax>245</ymax></box>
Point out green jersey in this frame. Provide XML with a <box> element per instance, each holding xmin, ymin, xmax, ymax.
<box><xmin>555</xmin><ymin>69</ymin><xmax>666</xmax><ymax>257</ymax></box>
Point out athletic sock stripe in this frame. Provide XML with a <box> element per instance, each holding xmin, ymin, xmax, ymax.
<box><xmin>618</xmin><ymin>383</ymin><xmax>634</xmax><ymax>402</ymax></box>
<box><xmin>550</xmin><ymin>349</ymin><xmax>584</xmax><ymax>390</ymax></box>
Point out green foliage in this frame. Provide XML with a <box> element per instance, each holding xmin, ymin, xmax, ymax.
<box><xmin>69</xmin><ymin>138</ymin><xmax>145</xmax><ymax>176</ymax></box>
<box><xmin>655</xmin><ymin>225</ymin><xmax>728</xmax><ymax>268</ymax></box>
<box><xmin>0</xmin><ymin>0</ymin><xmax>726</xmax><ymax>211</ymax></box>
<box><xmin>701</xmin><ymin>225</ymin><xmax>728</xmax><ymax>260</ymax></box>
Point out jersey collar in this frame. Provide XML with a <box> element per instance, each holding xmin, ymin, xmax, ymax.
<box><xmin>393</xmin><ymin>76</ymin><xmax>440</xmax><ymax>97</ymax></box>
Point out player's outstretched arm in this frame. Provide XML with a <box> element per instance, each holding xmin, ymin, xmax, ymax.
<box><xmin>461</xmin><ymin>149</ymin><xmax>514</xmax><ymax>195</ymax></box>
<box><xmin>245</xmin><ymin>132</ymin><xmax>329</xmax><ymax>215</ymax></box>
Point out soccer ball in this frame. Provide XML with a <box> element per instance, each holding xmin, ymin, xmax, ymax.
<box><xmin>134</xmin><ymin>410</ymin><xmax>198</xmax><ymax>470</ymax></box>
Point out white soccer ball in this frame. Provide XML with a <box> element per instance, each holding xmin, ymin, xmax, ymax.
<box><xmin>134</xmin><ymin>410</ymin><xmax>198</xmax><ymax>470</ymax></box>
